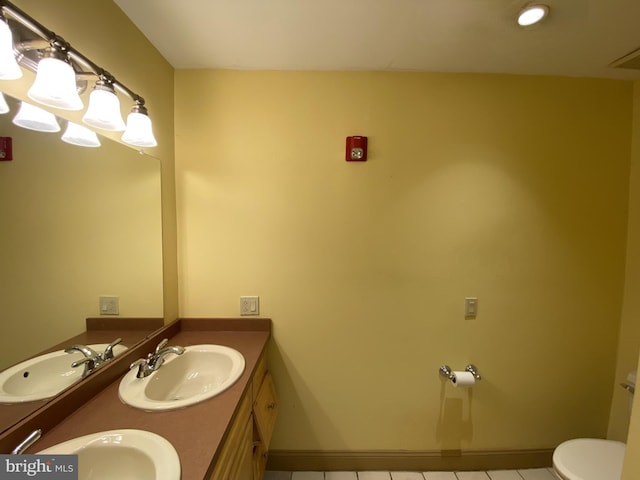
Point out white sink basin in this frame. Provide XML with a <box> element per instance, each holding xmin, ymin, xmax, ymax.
<box><xmin>37</xmin><ymin>429</ymin><xmax>180</xmax><ymax>480</ymax></box>
<box><xmin>119</xmin><ymin>344</ymin><xmax>245</xmax><ymax>411</ymax></box>
<box><xmin>0</xmin><ymin>344</ymin><xmax>127</xmax><ymax>403</ymax></box>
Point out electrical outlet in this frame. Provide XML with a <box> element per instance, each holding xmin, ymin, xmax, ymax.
<box><xmin>99</xmin><ymin>296</ymin><xmax>119</xmax><ymax>315</ymax></box>
<box><xmin>240</xmin><ymin>296</ymin><xmax>259</xmax><ymax>316</ymax></box>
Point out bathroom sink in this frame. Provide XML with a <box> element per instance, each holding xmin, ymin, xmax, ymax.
<box><xmin>0</xmin><ymin>343</ymin><xmax>128</xmax><ymax>403</ymax></box>
<box><xmin>119</xmin><ymin>344</ymin><xmax>245</xmax><ymax>411</ymax></box>
<box><xmin>37</xmin><ymin>429</ymin><xmax>180</xmax><ymax>480</ymax></box>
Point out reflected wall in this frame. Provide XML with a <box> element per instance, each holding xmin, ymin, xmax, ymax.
<box><xmin>7</xmin><ymin>0</ymin><xmax>178</xmax><ymax>322</ymax></box>
<box><xmin>0</xmin><ymin>106</ymin><xmax>163</xmax><ymax>370</ymax></box>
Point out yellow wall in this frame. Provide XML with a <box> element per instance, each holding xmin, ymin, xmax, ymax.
<box><xmin>609</xmin><ymin>81</ymin><xmax>640</xmax><ymax>441</ymax></box>
<box><xmin>621</xmin><ymin>82</ymin><xmax>640</xmax><ymax>479</ymax></box>
<box><xmin>175</xmin><ymin>70</ymin><xmax>632</xmax><ymax>450</ymax></box>
<box><xmin>6</xmin><ymin>0</ymin><xmax>179</xmax><ymax>322</ymax></box>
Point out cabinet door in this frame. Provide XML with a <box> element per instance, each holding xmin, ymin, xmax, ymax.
<box><xmin>253</xmin><ymin>429</ymin><xmax>269</xmax><ymax>480</ymax></box>
<box><xmin>234</xmin><ymin>417</ymin><xmax>254</xmax><ymax>480</ymax></box>
<box><xmin>208</xmin><ymin>392</ymin><xmax>252</xmax><ymax>480</ymax></box>
<box><xmin>252</xmin><ymin>354</ymin><xmax>268</xmax><ymax>403</ymax></box>
<box><xmin>253</xmin><ymin>371</ymin><xmax>278</xmax><ymax>449</ymax></box>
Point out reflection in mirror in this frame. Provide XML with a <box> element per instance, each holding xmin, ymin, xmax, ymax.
<box><xmin>0</xmin><ymin>93</ymin><xmax>163</xmax><ymax>430</ymax></box>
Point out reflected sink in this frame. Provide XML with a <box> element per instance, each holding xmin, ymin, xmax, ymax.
<box><xmin>37</xmin><ymin>429</ymin><xmax>180</xmax><ymax>480</ymax></box>
<box><xmin>119</xmin><ymin>344</ymin><xmax>245</xmax><ymax>411</ymax></box>
<box><xmin>0</xmin><ymin>344</ymin><xmax>127</xmax><ymax>403</ymax></box>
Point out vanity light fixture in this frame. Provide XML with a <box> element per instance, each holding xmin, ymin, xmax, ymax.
<box><xmin>0</xmin><ymin>12</ymin><xmax>20</xmax><ymax>79</ymax></box>
<box><xmin>82</xmin><ymin>76</ymin><xmax>126</xmax><ymax>131</ymax></box>
<box><xmin>28</xmin><ymin>42</ymin><xmax>83</xmax><ymax>111</ymax></box>
<box><xmin>121</xmin><ymin>101</ymin><xmax>157</xmax><ymax>148</ymax></box>
<box><xmin>12</xmin><ymin>101</ymin><xmax>60</xmax><ymax>132</ymax></box>
<box><xmin>517</xmin><ymin>4</ymin><xmax>549</xmax><ymax>26</ymax></box>
<box><xmin>61</xmin><ymin>121</ymin><xmax>101</xmax><ymax>148</ymax></box>
<box><xmin>0</xmin><ymin>0</ymin><xmax>158</xmax><ymax>149</ymax></box>
<box><xmin>0</xmin><ymin>92</ymin><xmax>9</xmax><ymax>113</ymax></box>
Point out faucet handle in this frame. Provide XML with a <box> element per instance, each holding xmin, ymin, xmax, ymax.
<box><xmin>130</xmin><ymin>358</ymin><xmax>147</xmax><ymax>370</ymax></box>
<box><xmin>102</xmin><ymin>337</ymin><xmax>123</xmax><ymax>361</ymax></box>
<box><xmin>70</xmin><ymin>357</ymin><xmax>97</xmax><ymax>377</ymax></box>
<box><xmin>12</xmin><ymin>429</ymin><xmax>42</xmax><ymax>455</ymax></box>
<box><xmin>71</xmin><ymin>357</ymin><xmax>95</xmax><ymax>368</ymax></box>
<box><xmin>130</xmin><ymin>358</ymin><xmax>152</xmax><ymax>379</ymax></box>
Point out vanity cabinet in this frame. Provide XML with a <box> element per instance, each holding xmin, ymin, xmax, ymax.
<box><xmin>207</xmin><ymin>352</ymin><xmax>278</xmax><ymax>480</ymax></box>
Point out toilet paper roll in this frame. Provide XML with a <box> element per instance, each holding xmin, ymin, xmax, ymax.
<box><xmin>627</xmin><ymin>372</ymin><xmax>636</xmax><ymax>387</ymax></box>
<box><xmin>451</xmin><ymin>371</ymin><xmax>476</xmax><ymax>388</ymax></box>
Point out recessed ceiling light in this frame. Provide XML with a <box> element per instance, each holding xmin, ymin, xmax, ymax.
<box><xmin>517</xmin><ymin>4</ymin><xmax>549</xmax><ymax>27</ymax></box>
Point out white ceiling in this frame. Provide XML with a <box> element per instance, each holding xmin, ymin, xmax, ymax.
<box><xmin>114</xmin><ymin>0</ymin><xmax>640</xmax><ymax>80</ymax></box>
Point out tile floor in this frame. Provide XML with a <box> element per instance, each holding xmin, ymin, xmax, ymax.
<box><xmin>265</xmin><ymin>468</ymin><xmax>558</xmax><ymax>480</ymax></box>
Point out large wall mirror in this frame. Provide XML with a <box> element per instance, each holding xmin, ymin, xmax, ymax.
<box><xmin>0</xmin><ymin>93</ymin><xmax>164</xmax><ymax>432</ymax></box>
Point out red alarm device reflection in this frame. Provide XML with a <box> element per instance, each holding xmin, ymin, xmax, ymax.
<box><xmin>345</xmin><ymin>136</ymin><xmax>367</xmax><ymax>162</ymax></box>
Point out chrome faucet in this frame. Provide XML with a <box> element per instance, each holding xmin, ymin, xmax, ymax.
<box><xmin>65</xmin><ymin>338</ymin><xmax>123</xmax><ymax>377</ymax></box>
<box><xmin>65</xmin><ymin>345</ymin><xmax>102</xmax><ymax>377</ymax></box>
<box><xmin>65</xmin><ymin>344</ymin><xmax>101</xmax><ymax>359</ymax></box>
<box><xmin>130</xmin><ymin>338</ymin><xmax>185</xmax><ymax>378</ymax></box>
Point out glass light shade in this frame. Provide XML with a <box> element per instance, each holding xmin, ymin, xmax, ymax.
<box><xmin>0</xmin><ymin>20</ymin><xmax>22</xmax><ymax>80</ymax></box>
<box><xmin>28</xmin><ymin>56</ymin><xmax>83</xmax><ymax>110</ymax></box>
<box><xmin>82</xmin><ymin>88</ymin><xmax>126</xmax><ymax>131</ymax></box>
<box><xmin>12</xmin><ymin>101</ymin><xmax>60</xmax><ymax>132</ymax></box>
<box><xmin>121</xmin><ymin>111</ymin><xmax>157</xmax><ymax>147</ymax></box>
<box><xmin>518</xmin><ymin>5</ymin><xmax>549</xmax><ymax>26</ymax></box>
<box><xmin>0</xmin><ymin>92</ymin><xmax>9</xmax><ymax>114</ymax></box>
<box><xmin>62</xmin><ymin>121</ymin><xmax>101</xmax><ymax>148</ymax></box>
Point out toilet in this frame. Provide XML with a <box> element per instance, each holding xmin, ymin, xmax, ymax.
<box><xmin>552</xmin><ymin>438</ymin><xmax>625</xmax><ymax>480</ymax></box>
<box><xmin>552</xmin><ymin>372</ymin><xmax>634</xmax><ymax>480</ymax></box>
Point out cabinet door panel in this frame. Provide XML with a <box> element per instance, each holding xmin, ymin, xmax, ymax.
<box><xmin>253</xmin><ymin>371</ymin><xmax>278</xmax><ymax>450</ymax></box>
<box><xmin>234</xmin><ymin>416</ymin><xmax>254</xmax><ymax>480</ymax></box>
<box><xmin>253</xmin><ymin>432</ymin><xmax>268</xmax><ymax>480</ymax></box>
<box><xmin>252</xmin><ymin>354</ymin><xmax>267</xmax><ymax>403</ymax></box>
<box><xmin>208</xmin><ymin>392</ymin><xmax>252</xmax><ymax>480</ymax></box>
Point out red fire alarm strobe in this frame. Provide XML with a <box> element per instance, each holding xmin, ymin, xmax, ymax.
<box><xmin>346</xmin><ymin>136</ymin><xmax>367</xmax><ymax>162</ymax></box>
<box><xmin>0</xmin><ymin>137</ymin><xmax>12</xmax><ymax>161</ymax></box>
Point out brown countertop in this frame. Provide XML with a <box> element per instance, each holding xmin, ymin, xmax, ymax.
<box><xmin>25</xmin><ymin>319</ymin><xmax>271</xmax><ymax>480</ymax></box>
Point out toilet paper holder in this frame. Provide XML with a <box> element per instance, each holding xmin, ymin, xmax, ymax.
<box><xmin>620</xmin><ymin>372</ymin><xmax>636</xmax><ymax>395</ymax></box>
<box><xmin>620</xmin><ymin>383</ymin><xmax>635</xmax><ymax>394</ymax></box>
<box><xmin>439</xmin><ymin>364</ymin><xmax>482</xmax><ymax>381</ymax></box>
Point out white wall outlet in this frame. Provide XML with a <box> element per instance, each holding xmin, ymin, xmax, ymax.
<box><xmin>99</xmin><ymin>296</ymin><xmax>119</xmax><ymax>315</ymax></box>
<box><xmin>465</xmin><ymin>297</ymin><xmax>478</xmax><ymax>318</ymax></box>
<box><xmin>240</xmin><ymin>296</ymin><xmax>260</xmax><ymax>316</ymax></box>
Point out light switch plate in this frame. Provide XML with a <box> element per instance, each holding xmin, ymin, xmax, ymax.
<box><xmin>99</xmin><ymin>296</ymin><xmax>119</xmax><ymax>315</ymax></box>
<box><xmin>240</xmin><ymin>296</ymin><xmax>260</xmax><ymax>316</ymax></box>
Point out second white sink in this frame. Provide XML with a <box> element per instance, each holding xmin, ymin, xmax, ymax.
<box><xmin>119</xmin><ymin>344</ymin><xmax>245</xmax><ymax>411</ymax></box>
<box><xmin>37</xmin><ymin>429</ymin><xmax>180</xmax><ymax>480</ymax></box>
<box><xmin>0</xmin><ymin>344</ymin><xmax>128</xmax><ymax>403</ymax></box>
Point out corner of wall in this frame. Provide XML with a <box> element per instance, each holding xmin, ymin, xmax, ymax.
<box><xmin>621</xmin><ymin>80</ymin><xmax>640</xmax><ymax>479</ymax></box>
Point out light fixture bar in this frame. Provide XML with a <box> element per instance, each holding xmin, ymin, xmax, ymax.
<box><xmin>0</xmin><ymin>0</ymin><xmax>153</xmax><ymax>142</ymax></box>
<box><xmin>0</xmin><ymin>1</ymin><xmax>51</xmax><ymax>43</ymax></box>
<box><xmin>0</xmin><ymin>0</ymin><xmax>145</xmax><ymax>103</ymax></box>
